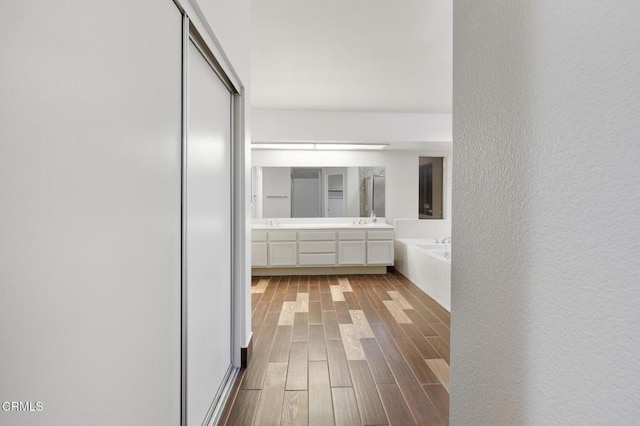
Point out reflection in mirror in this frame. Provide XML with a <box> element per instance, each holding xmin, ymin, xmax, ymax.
<box><xmin>291</xmin><ymin>168</ymin><xmax>322</xmax><ymax>217</ymax></box>
<box><xmin>419</xmin><ymin>157</ymin><xmax>443</xmax><ymax>219</ymax></box>
<box><xmin>326</xmin><ymin>172</ymin><xmax>345</xmax><ymax>217</ymax></box>
<box><xmin>360</xmin><ymin>167</ymin><xmax>385</xmax><ymax>217</ymax></box>
<box><xmin>252</xmin><ymin>166</ymin><xmax>385</xmax><ymax>218</ymax></box>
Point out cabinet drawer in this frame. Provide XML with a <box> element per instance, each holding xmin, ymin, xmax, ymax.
<box><xmin>269</xmin><ymin>230</ymin><xmax>297</xmax><ymax>241</ymax></box>
<box><xmin>367</xmin><ymin>230</ymin><xmax>394</xmax><ymax>240</ymax></box>
<box><xmin>252</xmin><ymin>230</ymin><xmax>268</xmax><ymax>242</ymax></box>
<box><xmin>338</xmin><ymin>231</ymin><xmax>365</xmax><ymax>240</ymax></box>
<box><xmin>298</xmin><ymin>231</ymin><xmax>336</xmax><ymax>241</ymax></box>
<box><xmin>299</xmin><ymin>241</ymin><xmax>336</xmax><ymax>253</ymax></box>
<box><xmin>299</xmin><ymin>253</ymin><xmax>336</xmax><ymax>266</ymax></box>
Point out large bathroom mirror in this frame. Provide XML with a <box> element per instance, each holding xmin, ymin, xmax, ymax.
<box><xmin>252</xmin><ymin>166</ymin><xmax>386</xmax><ymax>218</ymax></box>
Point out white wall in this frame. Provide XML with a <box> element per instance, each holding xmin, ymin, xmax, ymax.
<box><xmin>393</xmin><ymin>219</ymin><xmax>452</xmax><ymax>241</ymax></box>
<box><xmin>252</xmin><ymin>149</ymin><xmax>452</xmax><ymax>228</ymax></box>
<box><xmin>453</xmin><ymin>1</ymin><xmax>640</xmax><ymax>424</ymax></box>
<box><xmin>252</xmin><ymin>109</ymin><xmax>452</xmax><ymax>145</ymax></box>
<box><xmin>0</xmin><ymin>0</ymin><xmax>251</xmax><ymax>424</ymax></box>
<box><xmin>195</xmin><ymin>1</ymin><xmax>250</xmax><ymax>81</ymax></box>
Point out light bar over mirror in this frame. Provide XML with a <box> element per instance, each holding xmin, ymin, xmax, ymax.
<box><xmin>251</xmin><ymin>142</ymin><xmax>389</xmax><ymax>151</ymax></box>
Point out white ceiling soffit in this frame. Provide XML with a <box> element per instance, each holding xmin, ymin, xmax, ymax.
<box><xmin>251</xmin><ymin>0</ymin><xmax>452</xmax><ymax>113</ymax></box>
<box><xmin>251</xmin><ymin>109</ymin><xmax>452</xmax><ymax>148</ymax></box>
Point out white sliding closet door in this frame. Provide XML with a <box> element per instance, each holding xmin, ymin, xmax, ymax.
<box><xmin>0</xmin><ymin>1</ymin><xmax>183</xmax><ymax>424</ymax></box>
<box><xmin>186</xmin><ymin>39</ymin><xmax>233</xmax><ymax>424</ymax></box>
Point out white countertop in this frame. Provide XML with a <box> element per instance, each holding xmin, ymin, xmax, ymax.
<box><xmin>252</xmin><ymin>223</ymin><xmax>394</xmax><ymax>230</ymax></box>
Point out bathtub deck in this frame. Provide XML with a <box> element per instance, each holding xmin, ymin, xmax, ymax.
<box><xmin>394</xmin><ymin>239</ymin><xmax>452</xmax><ymax>311</ymax></box>
<box><xmin>220</xmin><ymin>271</ymin><xmax>451</xmax><ymax>425</ymax></box>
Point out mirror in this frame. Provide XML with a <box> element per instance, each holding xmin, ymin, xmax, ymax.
<box><xmin>252</xmin><ymin>166</ymin><xmax>386</xmax><ymax>218</ymax></box>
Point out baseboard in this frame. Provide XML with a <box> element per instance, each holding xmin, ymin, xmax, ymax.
<box><xmin>251</xmin><ymin>265</ymin><xmax>389</xmax><ymax>276</ymax></box>
<box><xmin>241</xmin><ymin>333</ymin><xmax>253</xmax><ymax>368</ymax></box>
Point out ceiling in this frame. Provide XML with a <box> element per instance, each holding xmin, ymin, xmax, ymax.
<box><xmin>251</xmin><ymin>0</ymin><xmax>452</xmax><ymax>113</ymax></box>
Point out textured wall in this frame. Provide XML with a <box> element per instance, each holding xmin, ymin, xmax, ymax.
<box><xmin>452</xmin><ymin>1</ymin><xmax>640</xmax><ymax>424</ymax></box>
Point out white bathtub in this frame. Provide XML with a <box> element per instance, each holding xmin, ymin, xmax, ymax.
<box><xmin>417</xmin><ymin>245</ymin><xmax>451</xmax><ymax>263</ymax></box>
<box><xmin>394</xmin><ymin>239</ymin><xmax>451</xmax><ymax>311</ymax></box>
<box><xmin>423</xmin><ymin>248</ymin><xmax>451</xmax><ymax>263</ymax></box>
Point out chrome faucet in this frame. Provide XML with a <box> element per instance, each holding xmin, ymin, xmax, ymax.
<box><xmin>441</xmin><ymin>237</ymin><xmax>452</xmax><ymax>244</ymax></box>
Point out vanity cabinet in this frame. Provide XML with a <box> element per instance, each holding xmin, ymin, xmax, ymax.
<box><xmin>251</xmin><ymin>230</ymin><xmax>268</xmax><ymax>267</ymax></box>
<box><xmin>251</xmin><ymin>243</ymin><xmax>268</xmax><ymax>267</ymax></box>
<box><xmin>366</xmin><ymin>230</ymin><xmax>395</xmax><ymax>264</ymax></box>
<box><xmin>251</xmin><ymin>225</ymin><xmax>394</xmax><ymax>274</ymax></box>
<box><xmin>269</xmin><ymin>242</ymin><xmax>297</xmax><ymax>266</ymax></box>
<box><xmin>367</xmin><ymin>241</ymin><xmax>394</xmax><ymax>264</ymax></box>
<box><xmin>298</xmin><ymin>231</ymin><xmax>336</xmax><ymax>265</ymax></box>
<box><xmin>268</xmin><ymin>230</ymin><xmax>297</xmax><ymax>266</ymax></box>
<box><xmin>338</xmin><ymin>230</ymin><xmax>366</xmax><ymax>265</ymax></box>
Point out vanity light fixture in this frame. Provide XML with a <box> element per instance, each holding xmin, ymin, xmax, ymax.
<box><xmin>314</xmin><ymin>143</ymin><xmax>387</xmax><ymax>150</ymax></box>
<box><xmin>252</xmin><ymin>143</ymin><xmax>315</xmax><ymax>150</ymax></box>
<box><xmin>252</xmin><ymin>142</ymin><xmax>389</xmax><ymax>151</ymax></box>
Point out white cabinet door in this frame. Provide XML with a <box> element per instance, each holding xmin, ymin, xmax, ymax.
<box><xmin>338</xmin><ymin>241</ymin><xmax>366</xmax><ymax>265</ymax></box>
<box><xmin>251</xmin><ymin>242</ymin><xmax>268</xmax><ymax>267</ymax></box>
<box><xmin>269</xmin><ymin>242</ymin><xmax>297</xmax><ymax>266</ymax></box>
<box><xmin>367</xmin><ymin>240</ymin><xmax>394</xmax><ymax>265</ymax></box>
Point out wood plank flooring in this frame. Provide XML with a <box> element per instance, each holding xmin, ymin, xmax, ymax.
<box><xmin>221</xmin><ymin>271</ymin><xmax>450</xmax><ymax>425</ymax></box>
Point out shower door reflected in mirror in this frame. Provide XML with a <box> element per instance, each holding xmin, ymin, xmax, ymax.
<box><xmin>291</xmin><ymin>168</ymin><xmax>322</xmax><ymax>218</ymax></box>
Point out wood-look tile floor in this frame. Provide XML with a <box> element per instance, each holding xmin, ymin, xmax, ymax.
<box><xmin>221</xmin><ymin>271</ymin><xmax>450</xmax><ymax>426</ymax></box>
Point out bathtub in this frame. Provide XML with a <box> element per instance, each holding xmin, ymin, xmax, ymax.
<box><xmin>417</xmin><ymin>245</ymin><xmax>451</xmax><ymax>263</ymax></box>
<box><xmin>394</xmin><ymin>239</ymin><xmax>451</xmax><ymax>311</ymax></box>
<box><xmin>422</xmin><ymin>248</ymin><xmax>451</xmax><ymax>263</ymax></box>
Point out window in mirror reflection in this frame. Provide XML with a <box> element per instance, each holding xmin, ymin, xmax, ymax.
<box><xmin>419</xmin><ymin>157</ymin><xmax>444</xmax><ymax>219</ymax></box>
